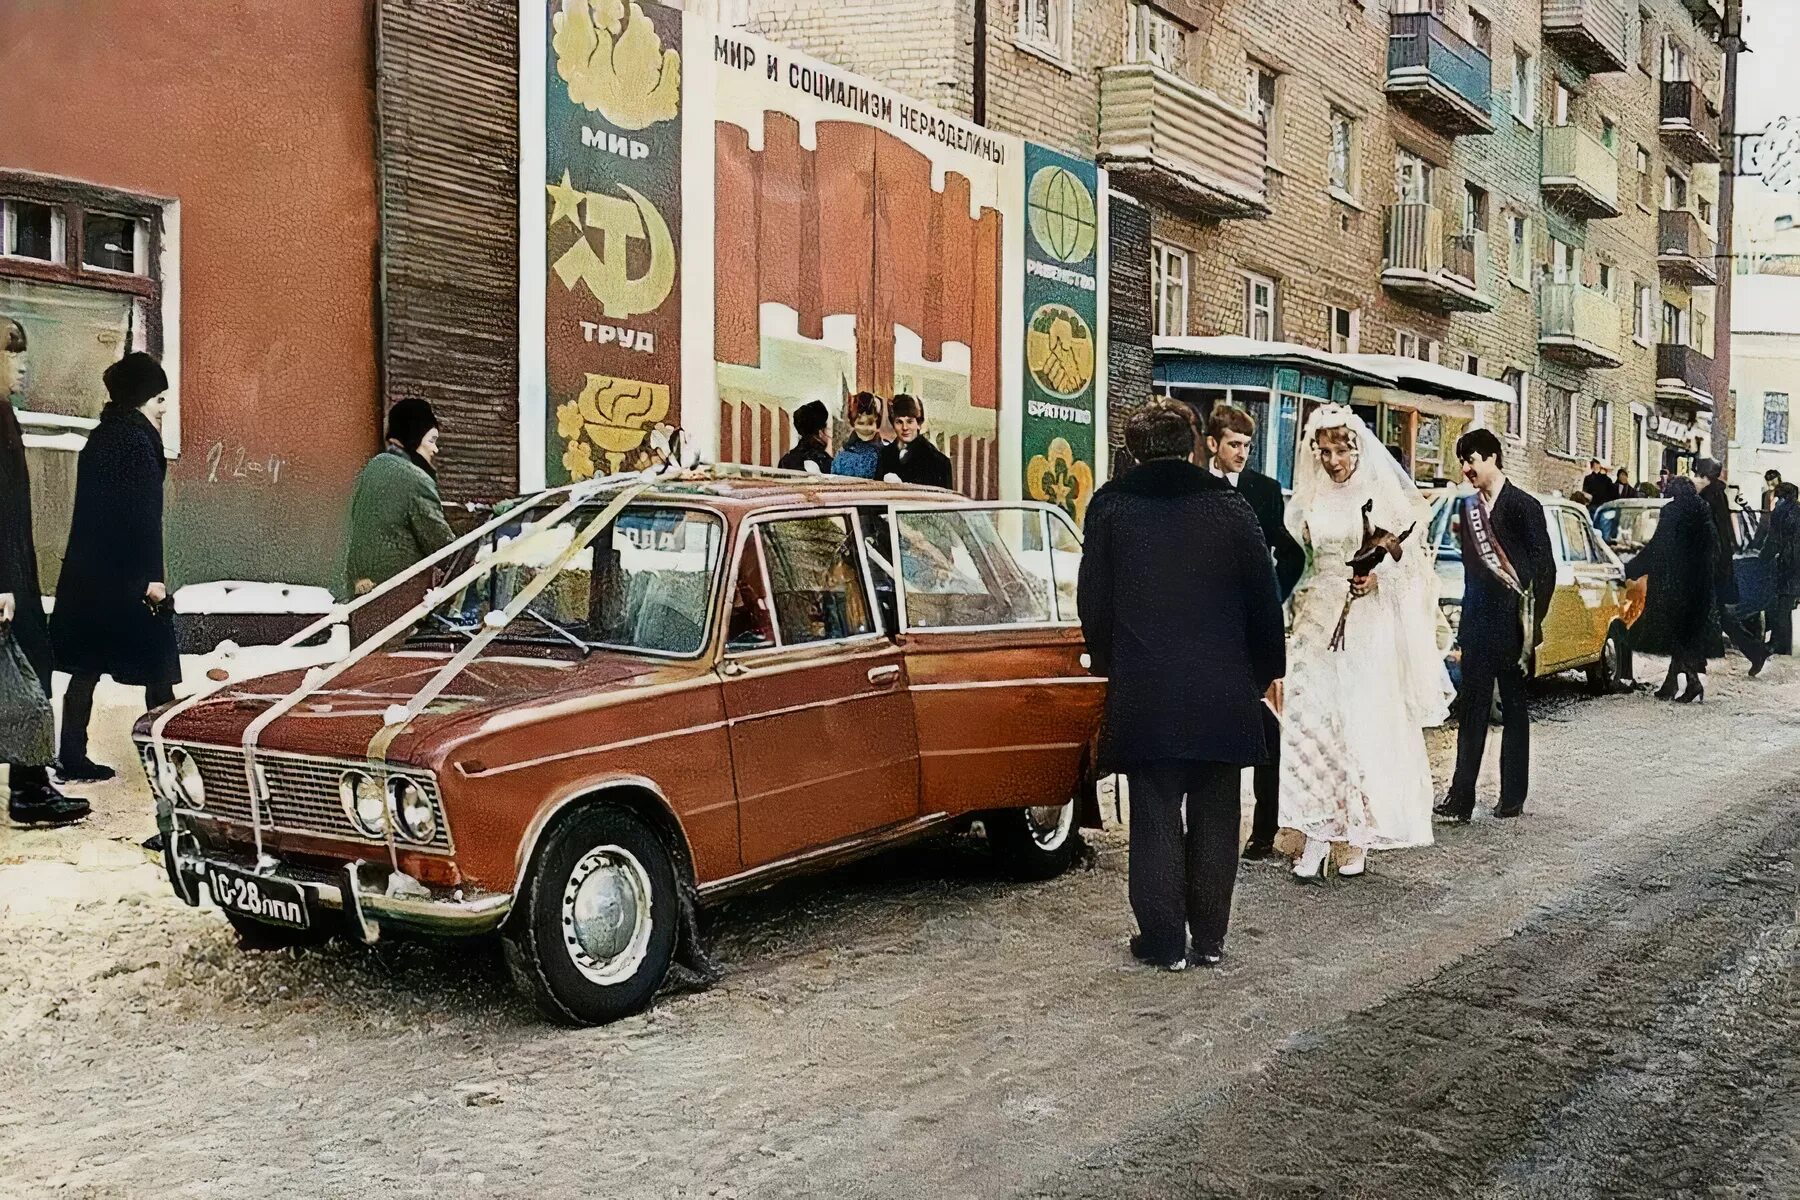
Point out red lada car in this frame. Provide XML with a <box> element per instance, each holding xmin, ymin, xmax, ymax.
<box><xmin>139</xmin><ymin>472</ymin><xmax>1102</xmax><ymax>1024</ymax></box>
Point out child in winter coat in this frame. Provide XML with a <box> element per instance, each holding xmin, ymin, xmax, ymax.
<box><xmin>830</xmin><ymin>392</ymin><xmax>885</xmax><ymax>479</ymax></box>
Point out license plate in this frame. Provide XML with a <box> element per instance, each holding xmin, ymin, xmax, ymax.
<box><xmin>205</xmin><ymin>864</ymin><xmax>310</xmax><ymax>929</ymax></box>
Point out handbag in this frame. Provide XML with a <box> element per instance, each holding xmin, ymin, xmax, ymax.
<box><xmin>0</xmin><ymin>627</ymin><xmax>55</xmax><ymax>767</ymax></box>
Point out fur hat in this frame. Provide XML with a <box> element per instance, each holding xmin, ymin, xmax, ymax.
<box><xmin>850</xmin><ymin>391</ymin><xmax>882</xmax><ymax>420</ymax></box>
<box><xmin>102</xmin><ymin>352</ymin><xmax>168</xmax><ymax>409</ymax></box>
<box><xmin>386</xmin><ymin>397</ymin><xmax>439</xmax><ymax>452</ymax></box>
<box><xmin>1693</xmin><ymin>457</ymin><xmax>1722</xmax><ymax>481</ymax></box>
<box><xmin>890</xmin><ymin>393</ymin><xmax>925</xmax><ymax>423</ymax></box>
<box><xmin>794</xmin><ymin>399</ymin><xmax>829</xmax><ymax>438</ymax></box>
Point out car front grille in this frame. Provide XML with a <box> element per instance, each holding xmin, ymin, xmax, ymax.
<box><xmin>143</xmin><ymin>741</ymin><xmax>453</xmax><ymax>854</ymax></box>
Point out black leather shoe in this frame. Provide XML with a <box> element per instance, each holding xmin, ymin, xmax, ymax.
<box><xmin>1240</xmin><ymin>838</ymin><xmax>1276</xmax><ymax>861</ymax></box>
<box><xmin>9</xmin><ymin>786</ymin><xmax>92</xmax><ymax>828</ymax></box>
<box><xmin>55</xmin><ymin>757</ymin><xmax>117</xmax><ymax>784</ymax></box>
<box><xmin>1493</xmin><ymin>804</ymin><xmax>1526</xmax><ymax>819</ymax></box>
<box><xmin>1432</xmin><ymin>799</ymin><xmax>1472</xmax><ymax>825</ymax></box>
<box><xmin>1129</xmin><ymin>935</ymin><xmax>1187</xmax><ymax>971</ymax></box>
<box><xmin>1750</xmin><ymin>652</ymin><xmax>1770</xmax><ymax>679</ymax></box>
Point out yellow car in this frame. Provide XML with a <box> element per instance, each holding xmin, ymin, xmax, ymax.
<box><xmin>1427</xmin><ymin>490</ymin><xmax>1632</xmax><ymax>692</ymax></box>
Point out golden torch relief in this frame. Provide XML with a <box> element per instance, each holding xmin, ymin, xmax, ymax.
<box><xmin>557</xmin><ymin>374</ymin><xmax>672</xmax><ymax>480</ymax></box>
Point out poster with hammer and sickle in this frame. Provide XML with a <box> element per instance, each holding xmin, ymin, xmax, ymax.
<box><xmin>545</xmin><ymin>0</ymin><xmax>684</xmax><ymax>482</ymax></box>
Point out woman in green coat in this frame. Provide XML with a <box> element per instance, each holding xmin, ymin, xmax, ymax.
<box><xmin>342</xmin><ymin>398</ymin><xmax>454</xmax><ymax>604</ymax></box>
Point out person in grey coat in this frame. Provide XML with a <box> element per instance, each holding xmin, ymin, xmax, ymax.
<box><xmin>1077</xmin><ymin>399</ymin><xmax>1286</xmax><ymax>971</ymax></box>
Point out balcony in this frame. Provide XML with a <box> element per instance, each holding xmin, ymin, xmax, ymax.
<box><xmin>1660</xmin><ymin>80</ymin><xmax>1721</xmax><ymax>163</ymax></box>
<box><xmin>1657</xmin><ymin>343</ymin><xmax>1715</xmax><ymax>410</ymax></box>
<box><xmin>1543</xmin><ymin>0</ymin><xmax>1631</xmax><ymax>75</ymax></box>
<box><xmin>1539</xmin><ymin>283</ymin><xmax>1624</xmax><ymax>370</ymax></box>
<box><xmin>1386</xmin><ymin>13</ymin><xmax>1494</xmax><ymax>136</ymax></box>
<box><xmin>1658</xmin><ymin>209</ymin><xmax>1718</xmax><ymax>285</ymax></box>
<box><xmin>1381</xmin><ymin>204</ymin><xmax>1497</xmax><ymax>313</ymax></box>
<box><xmin>1097</xmin><ymin>63</ymin><xmax>1270</xmax><ymax>219</ymax></box>
<box><xmin>1679</xmin><ymin>0</ymin><xmax>1725</xmax><ymax>29</ymax></box>
<box><xmin>1542</xmin><ymin>126</ymin><xmax>1621</xmax><ymax>219</ymax></box>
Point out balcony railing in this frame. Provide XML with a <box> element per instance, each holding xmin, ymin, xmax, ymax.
<box><xmin>1658</xmin><ymin>209</ymin><xmax>1718</xmax><ymax>285</ymax></box>
<box><xmin>1542</xmin><ymin>125</ymin><xmax>1621</xmax><ymax>219</ymax></box>
<box><xmin>1657</xmin><ymin>342</ymin><xmax>1715</xmax><ymax>407</ymax></box>
<box><xmin>1660</xmin><ymin>80</ymin><xmax>1721</xmax><ymax>162</ymax></box>
<box><xmin>1386</xmin><ymin>13</ymin><xmax>1494</xmax><ymax>136</ymax></box>
<box><xmin>1543</xmin><ymin>0</ymin><xmax>1631</xmax><ymax>74</ymax></box>
<box><xmin>1381</xmin><ymin>204</ymin><xmax>1497</xmax><ymax>313</ymax></box>
<box><xmin>1539</xmin><ymin>283</ymin><xmax>1624</xmax><ymax>369</ymax></box>
<box><xmin>1097</xmin><ymin>63</ymin><xmax>1270</xmax><ymax>219</ymax></box>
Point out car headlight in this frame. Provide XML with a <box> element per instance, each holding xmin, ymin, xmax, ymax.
<box><xmin>141</xmin><ymin>745</ymin><xmax>169</xmax><ymax>802</ymax></box>
<box><xmin>389</xmin><ymin>778</ymin><xmax>437</xmax><ymax>843</ymax></box>
<box><xmin>339</xmin><ymin>770</ymin><xmax>387</xmax><ymax>837</ymax></box>
<box><xmin>168</xmin><ymin>747</ymin><xmax>205</xmax><ymax>810</ymax></box>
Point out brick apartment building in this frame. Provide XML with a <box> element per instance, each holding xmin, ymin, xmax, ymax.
<box><xmin>718</xmin><ymin>0</ymin><xmax>1733</xmax><ymax>494</ymax></box>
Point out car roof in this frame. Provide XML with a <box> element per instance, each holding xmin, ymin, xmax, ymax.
<box><xmin>539</xmin><ymin>465</ymin><xmax>971</xmax><ymax>514</ymax></box>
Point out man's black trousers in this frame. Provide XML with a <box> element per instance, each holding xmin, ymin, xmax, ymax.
<box><xmin>1249</xmin><ymin>705</ymin><xmax>1280</xmax><ymax>845</ymax></box>
<box><xmin>1448</xmin><ymin>651</ymin><xmax>1529</xmax><ymax>813</ymax></box>
<box><xmin>1125</xmin><ymin>761</ymin><xmax>1242</xmax><ymax>963</ymax></box>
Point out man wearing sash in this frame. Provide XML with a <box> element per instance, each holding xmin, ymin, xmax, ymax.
<box><xmin>1435</xmin><ymin>430</ymin><xmax>1556</xmax><ymax>823</ymax></box>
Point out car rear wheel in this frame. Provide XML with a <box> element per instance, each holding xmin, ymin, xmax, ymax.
<box><xmin>504</xmin><ymin>805</ymin><xmax>679</xmax><ymax>1026</ymax></box>
<box><xmin>1587</xmin><ymin>624</ymin><xmax>1627</xmax><ymax>694</ymax></box>
<box><xmin>986</xmin><ymin>800</ymin><xmax>1080</xmax><ymax>881</ymax></box>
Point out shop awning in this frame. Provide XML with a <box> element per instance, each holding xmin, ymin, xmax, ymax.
<box><xmin>1152</xmin><ymin>338</ymin><xmax>1516</xmax><ymax>405</ymax></box>
<box><xmin>1335</xmin><ymin>354</ymin><xmax>1517</xmax><ymax>406</ymax></box>
<box><xmin>1152</xmin><ymin>336</ymin><xmax>1394</xmax><ymax>388</ymax></box>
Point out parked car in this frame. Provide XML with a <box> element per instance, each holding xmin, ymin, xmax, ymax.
<box><xmin>1594</xmin><ymin>495</ymin><xmax>1773</xmax><ymax>619</ymax></box>
<box><xmin>138</xmin><ymin>474</ymin><xmax>1103</xmax><ymax>1025</ymax></box>
<box><xmin>1428</xmin><ymin>489</ymin><xmax>1631</xmax><ymax>693</ymax></box>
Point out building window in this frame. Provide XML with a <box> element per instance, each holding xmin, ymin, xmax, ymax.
<box><xmin>1593</xmin><ymin>400</ymin><xmax>1613</xmax><ymax>458</ymax></box>
<box><xmin>1396</xmin><ymin>329</ymin><xmax>1419</xmax><ymax>359</ymax></box>
<box><xmin>1665</xmin><ymin>170</ymin><xmax>1689</xmax><ymax>211</ymax></box>
<box><xmin>1597</xmin><ymin>261</ymin><xmax>1615</xmax><ymax>298</ymax></box>
<box><xmin>1018</xmin><ymin>0</ymin><xmax>1072</xmax><ymax>61</ymax></box>
<box><xmin>1467</xmin><ymin>9</ymin><xmax>1492</xmax><ymax>54</ymax></box>
<box><xmin>81</xmin><ymin>212</ymin><xmax>145</xmax><ymax>275</ymax></box>
<box><xmin>1463</xmin><ymin>352</ymin><xmax>1483</xmax><ymax>377</ymax></box>
<box><xmin>1395</xmin><ymin>148</ymin><xmax>1434</xmax><ymax>204</ymax></box>
<box><xmin>1503</xmin><ymin>367</ymin><xmax>1527</xmax><ymax>441</ymax></box>
<box><xmin>1463</xmin><ymin>182</ymin><xmax>1490</xmax><ymax>234</ymax></box>
<box><xmin>1552</xmin><ymin>79</ymin><xmax>1573</xmax><ymax>127</ymax></box>
<box><xmin>1246</xmin><ymin>63</ymin><xmax>1281</xmax><ymax>162</ymax></box>
<box><xmin>1243</xmin><ymin>272</ymin><xmax>1277</xmax><ymax>341</ymax></box>
<box><xmin>1638</xmin><ymin>7</ymin><xmax>1655</xmax><ymax>73</ymax></box>
<box><xmin>1547</xmin><ymin>385</ymin><xmax>1577</xmax><ymax>456</ymax></box>
<box><xmin>1765</xmin><ymin>393</ymin><xmax>1791</xmax><ymax>446</ymax></box>
<box><xmin>1698</xmin><ymin>195</ymin><xmax>1714</xmax><ymax>226</ymax></box>
<box><xmin>1663</xmin><ymin>35</ymin><xmax>1689</xmax><ymax>83</ymax></box>
<box><xmin>1329</xmin><ymin>108</ymin><xmax>1357</xmax><ymax>196</ymax></box>
<box><xmin>1601</xmin><ymin>116</ymin><xmax>1619</xmax><ymax>151</ymax></box>
<box><xmin>1328</xmin><ymin>305</ymin><xmax>1359</xmax><ymax>354</ymax></box>
<box><xmin>1</xmin><ymin>199</ymin><xmax>64</xmax><ymax>263</ymax></box>
<box><xmin>1550</xmin><ymin>236</ymin><xmax>1579</xmax><ymax>285</ymax></box>
<box><xmin>1634</xmin><ymin>281</ymin><xmax>1655</xmax><ymax>343</ymax></box>
<box><xmin>1636</xmin><ymin>146</ymin><xmax>1654</xmax><ymax>208</ymax></box>
<box><xmin>1662</xmin><ymin>300</ymin><xmax>1688</xmax><ymax>346</ymax></box>
<box><xmin>1152</xmin><ymin>241</ymin><xmax>1189</xmax><ymax>337</ymax></box>
<box><xmin>1508</xmin><ymin>214</ymin><xmax>1531</xmax><ymax>286</ymax></box>
<box><xmin>1512</xmin><ymin>48</ymin><xmax>1537</xmax><ymax>125</ymax></box>
<box><xmin>1128</xmin><ymin>3</ymin><xmax>1184</xmax><ymax>71</ymax></box>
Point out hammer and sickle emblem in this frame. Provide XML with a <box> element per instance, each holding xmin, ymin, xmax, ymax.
<box><xmin>553</xmin><ymin>184</ymin><xmax>677</xmax><ymax>320</ymax></box>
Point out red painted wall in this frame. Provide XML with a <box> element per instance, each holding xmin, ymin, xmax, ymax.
<box><xmin>0</xmin><ymin>0</ymin><xmax>381</xmax><ymax>588</ymax></box>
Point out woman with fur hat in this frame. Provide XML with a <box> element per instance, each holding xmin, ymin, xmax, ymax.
<box><xmin>778</xmin><ymin>399</ymin><xmax>833</xmax><ymax>474</ymax></box>
<box><xmin>50</xmin><ymin>351</ymin><xmax>182</xmax><ymax>785</ymax></box>
<box><xmin>876</xmin><ymin>393</ymin><xmax>954</xmax><ymax>489</ymax></box>
<box><xmin>342</xmin><ymin>397</ymin><xmax>454</xmax><ymax>600</ymax></box>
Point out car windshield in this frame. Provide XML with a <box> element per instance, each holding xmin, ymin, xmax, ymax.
<box><xmin>415</xmin><ymin>504</ymin><xmax>723</xmax><ymax>657</ymax></box>
<box><xmin>1602</xmin><ymin>505</ymin><xmax>1662</xmax><ymax>549</ymax></box>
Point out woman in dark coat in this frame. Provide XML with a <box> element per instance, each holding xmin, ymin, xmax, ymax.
<box><xmin>1625</xmin><ymin>475</ymin><xmax>1717</xmax><ymax>703</ymax></box>
<box><xmin>1</xmin><ymin>316</ymin><xmax>86</xmax><ymax>824</ymax></box>
<box><xmin>50</xmin><ymin>352</ymin><xmax>181</xmax><ymax>781</ymax></box>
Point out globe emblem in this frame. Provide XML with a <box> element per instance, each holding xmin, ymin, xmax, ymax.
<box><xmin>1028</xmin><ymin>165</ymin><xmax>1097</xmax><ymax>265</ymax></box>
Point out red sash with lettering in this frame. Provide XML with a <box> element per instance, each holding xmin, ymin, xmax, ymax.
<box><xmin>1462</xmin><ymin>492</ymin><xmax>1536</xmax><ymax>669</ymax></box>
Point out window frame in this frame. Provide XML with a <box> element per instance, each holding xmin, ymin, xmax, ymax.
<box><xmin>1016</xmin><ymin>0</ymin><xmax>1074</xmax><ymax>64</ymax></box>
<box><xmin>1764</xmin><ymin>392</ymin><xmax>1791</xmax><ymax>448</ymax></box>
<box><xmin>1127</xmin><ymin>2</ymin><xmax>1184</xmax><ymax>71</ymax></box>
<box><xmin>1512</xmin><ymin>47</ymin><xmax>1537</xmax><ymax>126</ymax></box>
<box><xmin>1634</xmin><ymin>281</ymin><xmax>1655</xmax><ymax>345</ymax></box>
<box><xmin>1328</xmin><ymin>106</ymin><xmax>1358</xmax><ymax>198</ymax></box>
<box><xmin>1546</xmin><ymin>384</ymin><xmax>1579</xmax><ymax>457</ymax></box>
<box><xmin>1593</xmin><ymin>399</ymin><xmax>1613</xmax><ymax>459</ymax></box>
<box><xmin>1152</xmin><ymin>240</ymin><xmax>1190</xmax><ymax>337</ymax></box>
<box><xmin>888</xmin><ymin>501</ymin><xmax>1083</xmax><ymax>634</ymax></box>
<box><xmin>1503</xmin><ymin>367</ymin><xmax>1529</xmax><ymax>443</ymax></box>
<box><xmin>723</xmin><ymin>507</ymin><xmax>888</xmax><ymax>656</ymax></box>
<box><xmin>1508</xmin><ymin>213</ymin><xmax>1532</xmax><ymax>289</ymax></box>
<box><xmin>1329</xmin><ymin>305</ymin><xmax>1360</xmax><ymax>354</ymax></box>
<box><xmin>1245</xmin><ymin>62</ymin><xmax>1282</xmax><ymax>164</ymax></box>
<box><xmin>1243</xmin><ymin>271</ymin><xmax>1277</xmax><ymax>341</ymax></box>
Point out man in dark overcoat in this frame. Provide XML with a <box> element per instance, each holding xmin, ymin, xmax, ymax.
<box><xmin>1078</xmin><ymin>399</ymin><xmax>1285</xmax><ymax>970</ymax></box>
<box><xmin>1200</xmin><ymin>404</ymin><xmax>1303</xmax><ymax>862</ymax></box>
<box><xmin>50</xmin><ymin>352</ymin><xmax>181</xmax><ymax>783</ymax></box>
<box><xmin>1</xmin><ymin>316</ymin><xmax>88</xmax><ymax>826</ymax></box>
<box><xmin>1762</xmin><ymin>482</ymin><xmax>1800</xmax><ymax>656</ymax></box>
<box><xmin>876</xmin><ymin>394</ymin><xmax>954</xmax><ymax>490</ymax></box>
<box><xmin>1695</xmin><ymin>458</ymin><xmax>1771</xmax><ymax>676</ymax></box>
<box><xmin>1436</xmin><ymin>429</ymin><xmax>1556</xmax><ymax>822</ymax></box>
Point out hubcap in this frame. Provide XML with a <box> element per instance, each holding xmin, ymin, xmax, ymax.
<box><xmin>1024</xmin><ymin>801</ymin><xmax>1075</xmax><ymax>850</ymax></box>
<box><xmin>560</xmin><ymin>845</ymin><xmax>654</xmax><ymax>986</ymax></box>
<box><xmin>1604</xmin><ymin>636</ymin><xmax>1620</xmax><ymax>680</ymax></box>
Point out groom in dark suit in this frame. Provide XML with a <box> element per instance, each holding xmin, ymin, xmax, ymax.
<box><xmin>1202</xmin><ymin>405</ymin><xmax>1304</xmax><ymax>860</ymax></box>
<box><xmin>1436</xmin><ymin>429</ymin><xmax>1556</xmax><ymax>822</ymax></box>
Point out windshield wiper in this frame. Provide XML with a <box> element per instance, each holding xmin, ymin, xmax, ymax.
<box><xmin>418</xmin><ymin>612</ymin><xmax>475</xmax><ymax>643</ymax></box>
<box><xmin>515</xmin><ymin>608</ymin><xmax>594</xmax><ymax>658</ymax></box>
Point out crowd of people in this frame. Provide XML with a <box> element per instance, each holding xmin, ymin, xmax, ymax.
<box><xmin>1077</xmin><ymin>397</ymin><xmax>1780</xmax><ymax>973</ymax></box>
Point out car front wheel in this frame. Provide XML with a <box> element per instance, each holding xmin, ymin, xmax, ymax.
<box><xmin>504</xmin><ymin>805</ymin><xmax>679</xmax><ymax>1026</ymax></box>
<box><xmin>1587</xmin><ymin>623</ymin><xmax>1627</xmax><ymax>694</ymax></box>
<box><xmin>986</xmin><ymin>800</ymin><xmax>1080</xmax><ymax>881</ymax></box>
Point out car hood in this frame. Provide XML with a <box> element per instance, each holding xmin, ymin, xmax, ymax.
<box><xmin>147</xmin><ymin>649</ymin><xmax>692</xmax><ymax>764</ymax></box>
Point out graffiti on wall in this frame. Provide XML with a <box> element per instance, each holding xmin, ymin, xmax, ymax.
<box><xmin>544</xmin><ymin>0</ymin><xmax>684</xmax><ymax>482</ymax></box>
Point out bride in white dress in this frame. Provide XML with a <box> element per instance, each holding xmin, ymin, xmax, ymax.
<box><xmin>1278</xmin><ymin>405</ymin><xmax>1452</xmax><ymax>880</ymax></box>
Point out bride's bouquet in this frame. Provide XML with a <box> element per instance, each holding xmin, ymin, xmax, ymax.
<box><xmin>1328</xmin><ymin>498</ymin><xmax>1414</xmax><ymax>652</ymax></box>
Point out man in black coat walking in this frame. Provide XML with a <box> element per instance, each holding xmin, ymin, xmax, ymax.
<box><xmin>1761</xmin><ymin>482</ymin><xmax>1800</xmax><ymax>656</ymax></box>
<box><xmin>51</xmin><ymin>352</ymin><xmax>182</xmax><ymax>784</ymax></box>
<box><xmin>1436</xmin><ymin>429</ymin><xmax>1556</xmax><ymax>822</ymax></box>
<box><xmin>1581</xmin><ymin>459</ymin><xmax>1618</xmax><ymax>511</ymax></box>
<box><xmin>876</xmin><ymin>393</ymin><xmax>954</xmax><ymax>490</ymax></box>
<box><xmin>0</xmin><ymin>316</ymin><xmax>88</xmax><ymax>827</ymax></box>
<box><xmin>1078</xmin><ymin>399</ymin><xmax>1285</xmax><ymax>970</ymax></box>
<box><xmin>1200</xmin><ymin>404</ymin><xmax>1303</xmax><ymax>862</ymax></box>
<box><xmin>1695</xmin><ymin>458</ymin><xmax>1770</xmax><ymax>676</ymax></box>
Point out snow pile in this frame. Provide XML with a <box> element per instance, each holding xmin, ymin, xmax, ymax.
<box><xmin>175</xmin><ymin>580</ymin><xmax>335</xmax><ymax>615</ymax></box>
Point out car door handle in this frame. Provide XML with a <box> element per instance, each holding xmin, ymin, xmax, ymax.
<box><xmin>867</xmin><ymin>664</ymin><xmax>902</xmax><ymax>687</ymax></box>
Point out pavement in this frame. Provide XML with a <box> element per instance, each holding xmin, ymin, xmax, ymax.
<box><xmin>1</xmin><ymin>654</ymin><xmax>1796</xmax><ymax>1199</ymax></box>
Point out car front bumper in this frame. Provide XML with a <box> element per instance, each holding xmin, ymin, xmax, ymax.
<box><xmin>163</xmin><ymin>829</ymin><xmax>512</xmax><ymax>942</ymax></box>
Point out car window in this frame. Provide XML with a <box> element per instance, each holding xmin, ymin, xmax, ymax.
<box><xmin>1592</xmin><ymin>507</ymin><xmax>1619</xmax><ymax>543</ymax></box>
<box><xmin>1429</xmin><ymin>495</ymin><xmax>1462</xmax><ymax>560</ymax></box>
<box><xmin>757</xmin><ymin>515</ymin><xmax>875</xmax><ymax>646</ymax></box>
<box><xmin>726</xmin><ymin>535</ymin><xmax>777</xmax><ymax>652</ymax></box>
<box><xmin>1557</xmin><ymin>510</ymin><xmax>1593</xmax><ymax>563</ymax></box>
<box><xmin>1046</xmin><ymin>512</ymin><xmax>1082</xmax><ymax>622</ymax></box>
<box><xmin>896</xmin><ymin>509</ymin><xmax>1054</xmax><ymax>630</ymax></box>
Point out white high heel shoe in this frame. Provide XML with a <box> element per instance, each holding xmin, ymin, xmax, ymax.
<box><xmin>1292</xmin><ymin>838</ymin><xmax>1330</xmax><ymax>882</ymax></box>
<box><xmin>1338</xmin><ymin>846</ymin><xmax>1367</xmax><ymax>877</ymax></box>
